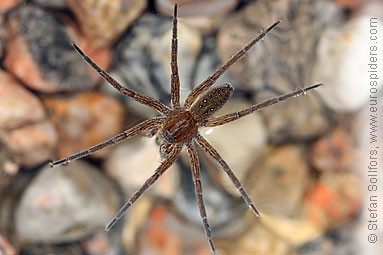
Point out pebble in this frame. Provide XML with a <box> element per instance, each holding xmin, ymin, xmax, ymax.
<box><xmin>156</xmin><ymin>0</ymin><xmax>239</xmax><ymax>34</ymax></box>
<box><xmin>102</xmin><ymin>14</ymin><xmax>202</xmax><ymax>118</ymax></box>
<box><xmin>311</xmin><ymin>15</ymin><xmax>383</xmax><ymax>112</ymax></box>
<box><xmin>221</xmin><ymin>220</ymin><xmax>291</xmax><ymax>255</ymax></box>
<box><xmin>333</xmin><ymin>0</ymin><xmax>366</xmax><ymax>9</ymax></box>
<box><xmin>4</xmin><ymin>5</ymin><xmax>109</xmax><ymax>93</ymax></box>
<box><xmin>246</xmin><ymin>145</ymin><xmax>310</xmax><ymax>217</ymax></box>
<box><xmin>15</xmin><ymin>161</ymin><xmax>119</xmax><ymax>243</ymax></box>
<box><xmin>216</xmin><ymin>0</ymin><xmax>342</xmax><ymax>92</ymax></box>
<box><xmin>0</xmin><ymin>70</ymin><xmax>45</xmax><ymax>130</ymax></box>
<box><xmin>67</xmin><ymin>0</ymin><xmax>146</xmax><ymax>48</ymax></box>
<box><xmin>303</xmin><ymin>172</ymin><xmax>362</xmax><ymax>231</ymax></box>
<box><xmin>136</xmin><ymin>204</ymin><xmax>215</xmax><ymax>255</ymax></box>
<box><xmin>0</xmin><ymin>234</ymin><xmax>17</xmax><ymax>255</ymax></box>
<box><xmin>44</xmin><ymin>91</ymin><xmax>125</xmax><ymax>160</ymax></box>
<box><xmin>0</xmin><ymin>0</ymin><xmax>19</xmax><ymax>13</ymax></box>
<box><xmin>1</xmin><ymin>120</ymin><xmax>58</xmax><ymax>166</ymax></box>
<box><xmin>200</xmin><ymin>98</ymin><xmax>267</xmax><ymax>197</ymax></box>
<box><xmin>259</xmin><ymin>93</ymin><xmax>329</xmax><ymax>143</ymax></box>
<box><xmin>0</xmin><ymin>16</ymin><xmax>6</xmax><ymax>59</ymax></box>
<box><xmin>310</xmin><ymin>127</ymin><xmax>355</xmax><ymax>172</ymax></box>
<box><xmin>31</xmin><ymin>0</ymin><xmax>67</xmax><ymax>8</ymax></box>
<box><xmin>259</xmin><ymin>212</ymin><xmax>321</xmax><ymax>246</ymax></box>
<box><xmin>104</xmin><ymin>137</ymin><xmax>179</xmax><ymax>199</ymax></box>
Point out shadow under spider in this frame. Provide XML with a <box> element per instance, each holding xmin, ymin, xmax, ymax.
<box><xmin>51</xmin><ymin>3</ymin><xmax>322</xmax><ymax>254</ymax></box>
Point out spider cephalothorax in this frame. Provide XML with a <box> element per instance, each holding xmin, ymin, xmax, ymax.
<box><xmin>51</xmin><ymin>3</ymin><xmax>321</xmax><ymax>253</ymax></box>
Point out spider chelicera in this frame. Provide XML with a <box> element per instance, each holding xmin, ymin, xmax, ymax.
<box><xmin>51</xmin><ymin>3</ymin><xmax>322</xmax><ymax>253</ymax></box>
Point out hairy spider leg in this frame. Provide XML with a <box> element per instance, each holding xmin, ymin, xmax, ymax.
<box><xmin>171</xmin><ymin>3</ymin><xmax>181</xmax><ymax>109</ymax></box>
<box><xmin>184</xmin><ymin>19</ymin><xmax>282</xmax><ymax>108</ymax></box>
<box><xmin>105</xmin><ymin>144</ymin><xmax>183</xmax><ymax>231</ymax></box>
<box><xmin>196</xmin><ymin>134</ymin><xmax>260</xmax><ymax>216</ymax></box>
<box><xmin>202</xmin><ymin>83</ymin><xmax>323</xmax><ymax>127</ymax></box>
<box><xmin>51</xmin><ymin>118</ymin><xmax>165</xmax><ymax>166</ymax></box>
<box><xmin>72</xmin><ymin>43</ymin><xmax>171</xmax><ymax>115</ymax></box>
<box><xmin>186</xmin><ymin>143</ymin><xmax>215</xmax><ymax>254</ymax></box>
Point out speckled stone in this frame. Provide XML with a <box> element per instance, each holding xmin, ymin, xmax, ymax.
<box><xmin>246</xmin><ymin>145</ymin><xmax>310</xmax><ymax>217</ymax></box>
<box><xmin>303</xmin><ymin>172</ymin><xmax>362</xmax><ymax>230</ymax></box>
<box><xmin>67</xmin><ymin>0</ymin><xmax>146</xmax><ymax>48</ymax></box>
<box><xmin>217</xmin><ymin>0</ymin><xmax>343</xmax><ymax>92</ymax></box>
<box><xmin>31</xmin><ymin>0</ymin><xmax>67</xmax><ymax>8</ymax></box>
<box><xmin>311</xmin><ymin>15</ymin><xmax>383</xmax><ymax>112</ymax></box>
<box><xmin>5</xmin><ymin>5</ymin><xmax>109</xmax><ymax>92</ymax></box>
<box><xmin>44</xmin><ymin>92</ymin><xmax>125</xmax><ymax>160</ymax></box>
<box><xmin>15</xmin><ymin>161</ymin><xmax>119</xmax><ymax>243</ymax></box>
<box><xmin>259</xmin><ymin>92</ymin><xmax>329</xmax><ymax>142</ymax></box>
<box><xmin>0</xmin><ymin>70</ymin><xmax>45</xmax><ymax>130</ymax></box>
<box><xmin>310</xmin><ymin>127</ymin><xmax>355</xmax><ymax>172</ymax></box>
<box><xmin>156</xmin><ymin>0</ymin><xmax>239</xmax><ymax>34</ymax></box>
<box><xmin>101</xmin><ymin>14</ymin><xmax>202</xmax><ymax>118</ymax></box>
<box><xmin>1</xmin><ymin>120</ymin><xmax>58</xmax><ymax>166</ymax></box>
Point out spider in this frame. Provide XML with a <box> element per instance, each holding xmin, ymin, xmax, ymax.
<box><xmin>51</xmin><ymin>3</ymin><xmax>322</xmax><ymax>253</ymax></box>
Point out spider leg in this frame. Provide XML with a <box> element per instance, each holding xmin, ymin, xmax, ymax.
<box><xmin>106</xmin><ymin>143</ymin><xmax>183</xmax><ymax>231</ymax></box>
<box><xmin>186</xmin><ymin>142</ymin><xmax>215</xmax><ymax>254</ymax></box>
<box><xmin>195</xmin><ymin>134</ymin><xmax>260</xmax><ymax>216</ymax></box>
<box><xmin>202</xmin><ymin>83</ymin><xmax>323</xmax><ymax>127</ymax></box>
<box><xmin>170</xmin><ymin>3</ymin><xmax>181</xmax><ymax>109</ymax></box>
<box><xmin>184</xmin><ymin>20</ymin><xmax>282</xmax><ymax>108</ymax></box>
<box><xmin>72</xmin><ymin>43</ymin><xmax>171</xmax><ymax>115</ymax></box>
<box><xmin>50</xmin><ymin>117</ymin><xmax>164</xmax><ymax>166</ymax></box>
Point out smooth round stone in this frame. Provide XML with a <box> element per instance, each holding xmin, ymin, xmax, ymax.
<box><xmin>311</xmin><ymin>15</ymin><xmax>383</xmax><ymax>112</ymax></box>
<box><xmin>15</xmin><ymin>161</ymin><xmax>119</xmax><ymax>243</ymax></box>
<box><xmin>1</xmin><ymin>120</ymin><xmax>58</xmax><ymax>166</ymax></box>
<box><xmin>200</xmin><ymin>98</ymin><xmax>267</xmax><ymax>197</ymax></box>
<box><xmin>31</xmin><ymin>0</ymin><xmax>67</xmax><ymax>8</ymax></box>
<box><xmin>4</xmin><ymin>5</ymin><xmax>108</xmax><ymax>92</ymax></box>
<box><xmin>0</xmin><ymin>0</ymin><xmax>19</xmax><ymax>13</ymax></box>
<box><xmin>104</xmin><ymin>137</ymin><xmax>180</xmax><ymax>199</ymax></box>
<box><xmin>246</xmin><ymin>145</ymin><xmax>310</xmax><ymax>217</ymax></box>
<box><xmin>67</xmin><ymin>0</ymin><xmax>146</xmax><ymax>48</ymax></box>
<box><xmin>222</xmin><ymin>220</ymin><xmax>291</xmax><ymax>255</ymax></box>
<box><xmin>156</xmin><ymin>0</ymin><xmax>239</xmax><ymax>34</ymax></box>
<box><xmin>0</xmin><ymin>70</ymin><xmax>45</xmax><ymax>130</ymax></box>
<box><xmin>44</xmin><ymin>91</ymin><xmax>125</xmax><ymax>160</ymax></box>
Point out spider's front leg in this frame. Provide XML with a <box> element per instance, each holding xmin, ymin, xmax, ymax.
<box><xmin>184</xmin><ymin>20</ymin><xmax>281</xmax><ymax>108</ymax></box>
<box><xmin>72</xmin><ymin>43</ymin><xmax>171</xmax><ymax>115</ymax></box>
<box><xmin>51</xmin><ymin>117</ymin><xmax>165</xmax><ymax>166</ymax></box>
<box><xmin>202</xmin><ymin>83</ymin><xmax>323</xmax><ymax>127</ymax></box>
<box><xmin>106</xmin><ymin>143</ymin><xmax>182</xmax><ymax>231</ymax></box>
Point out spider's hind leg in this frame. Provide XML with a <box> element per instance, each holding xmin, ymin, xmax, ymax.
<box><xmin>106</xmin><ymin>143</ymin><xmax>182</xmax><ymax>231</ymax></box>
<box><xmin>196</xmin><ymin>134</ymin><xmax>260</xmax><ymax>216</ymax></box>
<box><xmin>186</xmin><ymin>142</ymin><xmax>216</xmax><ymax>254</ymax></box>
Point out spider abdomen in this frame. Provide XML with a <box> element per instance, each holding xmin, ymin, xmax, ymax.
<box><xmin>190</xmin><ymin>84</ymin><xmax>234</xmax><ymax>122</ymax></box>
<box><xmin>163</xmin><ymin>110</ymin><xmax>198</xmax><ymax>143</ymax></box>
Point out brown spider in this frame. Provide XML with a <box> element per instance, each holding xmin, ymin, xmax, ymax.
<box><xmin>51</xmin><ymin>3</ymin><xmax>322</xmax><ymax>253</ymax></box>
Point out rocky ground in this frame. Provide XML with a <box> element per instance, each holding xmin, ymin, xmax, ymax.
<box><xmin>0</xmin><ymin>0</ymin><xmax>382</xmax><ymax>254</ymax></box>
